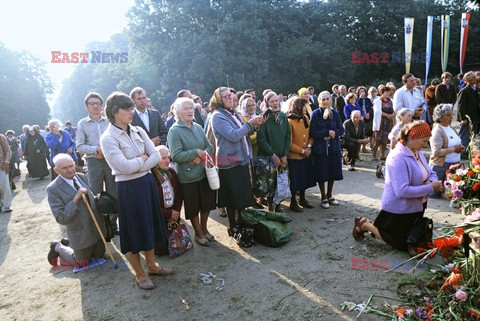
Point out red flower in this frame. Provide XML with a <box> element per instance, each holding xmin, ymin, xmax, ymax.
<box><xmin>473</xmin><ymin>182</ymin><xmax>480</xmax><ymax>192</ymax></box>
<box><xmin>445</xmin><ymin>169</ymin><xmax>451</xmax><ymax>174</ymax></box>
<box><xmin>467</xmin><ymin>170</ymin><xmax>475</xmax><ymax>177</ymax></box>
<box><xmin>454</xmin><ymin>176</ymin><xmax>462</xmax><ymax>182</ymax></box>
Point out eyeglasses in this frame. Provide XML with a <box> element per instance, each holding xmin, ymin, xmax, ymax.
<box><xmin>87</xmin><ymin>101</ymin><xmax>102</xmax><ymax>106</ymax></box>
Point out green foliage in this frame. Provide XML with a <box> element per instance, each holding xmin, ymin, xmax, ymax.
<box><xmin>52</xmin><ymin>0</ymin><xmax>479</xmax><ymax>121</ymax></box>
<box><xmin>0</xmin><ymin>43</ymin><xmax>51</xmax><ymax>134</ymax></box>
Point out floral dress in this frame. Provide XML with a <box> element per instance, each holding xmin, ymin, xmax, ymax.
<box><xmin>373</xmin><ymin>98</ymin><xmax>394</xmax><ymax>145</ymax></box>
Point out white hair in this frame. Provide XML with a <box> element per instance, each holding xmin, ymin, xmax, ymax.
<box><xmin>155</xmin><ymin>145</ymin><xmax>169</xmax><ymax>154</ymax></box>
<box><xmin>173</xmin><ymin>97</ymin><xmax>195</xmax><ymax>121</ymax></box>
<box><xmin>48</xmin><ymin>119</ymin><xmax>63</xmax><ymax>128</ymax></box>
<box><xmin>52</xmin><ymin>153</ymin><xmax>74</xmax><ymax>167</ymax></box>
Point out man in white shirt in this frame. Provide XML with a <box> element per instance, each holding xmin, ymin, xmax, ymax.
<box><xmin>393</xmin><ymin>73</ymin><xmax>427</xmax><ymax>120</ymax></box>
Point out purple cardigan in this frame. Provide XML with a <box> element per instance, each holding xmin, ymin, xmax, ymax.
<box><xmin>382</xmin><ymin>143</ymin><xmax>437</xmax><ymax>214</ymax></box>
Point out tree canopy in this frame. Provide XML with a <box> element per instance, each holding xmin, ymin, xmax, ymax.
<box><xmin>31</xmin><ymin>0</ymin><xmax>480</xmax><ymax>125</ymax></box>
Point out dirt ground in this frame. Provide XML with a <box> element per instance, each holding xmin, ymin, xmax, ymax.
<box><xmin>0</xmin><ymin>147</ymin><xmax>463</xmax><ymax>321</ymax></box>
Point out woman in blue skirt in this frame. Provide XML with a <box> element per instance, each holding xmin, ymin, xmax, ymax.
<box><xmin>101</xmin><ymin>92</ymin><xmax>173</xmax><ymax>290</ymax></box>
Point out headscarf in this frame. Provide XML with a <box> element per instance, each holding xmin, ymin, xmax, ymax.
<box><xmin>240</xmin><ymin>97</ymin><xmax>255</xmax><ymax>119</ymax></box>
<box><xmin>297</xmin><ymin>87</ymin><xmax>308</xmax><ymax>97</ymax></box>
<box><xmin>264</xmin><ymin>91</ymin><xmax>282</xmax><ymax>124</ymax></box>
<box><xmin>406</xmin><ymin>121</ymin><xmax>431</xmax><ymax>140</ymax></box>
<box><xmin>318</xmin><ymin>91</ymin><xmax>333</xmax><ymax>119</ymax></box>
<box><xmin>209</xmin><ymin>87</ymin><xmax>228</xmax><ymax>112</ymax></box>
<box><xmin>286</xmin><ymin>98</ymin><xmax>309</xmax><ymax>128</ymax></box>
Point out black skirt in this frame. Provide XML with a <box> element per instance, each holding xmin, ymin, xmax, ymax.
<box><xmin>373</xmin><ymin>204</ymin><xmax>426</xmax><ymax>251</ymax></box>
<box><xmin>217</xmin><ymin>165</ymin><xmax>253</xmax><ymax>210</ymax></box>
<box><xmin>180</xmin><ymin>177</ymin><xmax>216</xmax><ymax>219</ymax></box>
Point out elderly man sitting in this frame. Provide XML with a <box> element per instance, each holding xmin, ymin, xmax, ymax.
<box><xmin>343</xmin><ymin>110</ymin><xmax>369</xmax><ymax>171</ymax></box>
<box><xmin>46</xmin><ymin>153</ymin><xmax>106</xmax><ymax>268</ymax></box>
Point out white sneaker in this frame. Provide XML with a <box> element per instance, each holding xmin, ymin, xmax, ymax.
<box><xmin>321</xmin><ymin>199</ymin><xmax>329</xmax><ymax>209</ymax></box>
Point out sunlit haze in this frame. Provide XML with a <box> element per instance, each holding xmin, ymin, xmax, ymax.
<box><xmin>0</xmin><ymin>0</ymin><xmax>135</xmax><ymax>103</ymax></box>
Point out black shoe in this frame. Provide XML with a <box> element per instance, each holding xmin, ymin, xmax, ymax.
<box><xmin>112</xmin><ymin>227</ymin><xmax>120</xmax><ymax>235</ymax></box>
<box><xmin>299</xmin><ymin>199</ymin><xmax>314</xmax><ymax>208</ymax></box>
<box><xmin>60</xmin><ymin>237</ymin><xmax>70</xmax><ymax>246</ymax></box>
<box><xmin>48</xmin><ymin>241</ymin><xmax>59</xmax><ymax>266</ymax></box>
<box><xmin>274</xmin><ymin>204</ymin><xmax>283</xmax><ymax>213</ymax></box>
<box><xmin>252</xmin><ymin>201</ymin><xmax>264</xmax><ymax>209</ymax></box>
<box><xmin>375</xmin><ymin>163</ymin><xmax>384</xmax><ymax>178</ymax></box>
<box><xmin>289</xmin><ymin>202</ymin><xmax>303</xmax><ymax>212</ymax></box>
<box><xmin>10</xmin><ymin>183</ymin><xmax>16</xmax><ymax>191</ymax></box>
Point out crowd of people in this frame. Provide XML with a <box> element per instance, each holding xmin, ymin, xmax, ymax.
<box><xmin>1</xmin><ymin>70</ymin><xmax>479</xmax><ymax>289</ymax></box>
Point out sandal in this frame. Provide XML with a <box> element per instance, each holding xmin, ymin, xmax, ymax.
<box><xmin>353</xmin><ymin>217</ymin><xmax>369</xmax><ymax>241</ymax></box>
<box><xmin>328</xmin><ymin>197</ymin><xmax>339</xmax><ymax>206</ymax></box>
<box><xmin>204</xmin><ymin>233</ymin><xmax>216</xmax><ymax>242</ymax></box>
<box><xmin>380</xmin><ymin>156</ymin><xmax>386</xmax><ymax>161</ymax></box>
<box><xmin>195</xmin><ymin>236</ymin><xmax>211</xmax><ymax>246</ymax></box>
<box><xmin>321</xmin><ymin>199</ymin><xmax>329</xmax><ymax>209</ymax></box>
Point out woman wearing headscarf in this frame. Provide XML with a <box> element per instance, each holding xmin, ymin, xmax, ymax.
<box><xmin>310</xmin><ymin>91</ymin><xmax>344</xmax><ymax>209</ymax></box>
<box><xmin>238</xmin><ymin>95</ymin><xmax>259</xmax><ymax>156</ymax></box>
<box><xmin>256</xmin><ymin>91</ymin><xmax>291</xmax><ymax>212</ymax></box>
<box><xmin>211</xmin><ymin>87</ymin><xmax>264</xmax><ymax>238</ymax></box>
<box><xmin>353</xmin><ymin>121</ymin><xmax>442</xmax><ymax>256</ymax></box>
<box><xmin>286</xmin><ymin>98</ymin><xmax>316</xmax><ymax>212</ymax></box>
<box><xmin>23</xmin><ymin>126</ymin><xmax>49</xmax><ymax>179</ymax></box>
<box><xmin>297</xmin><ymin>87</ymin><xmax>313</xmax><ymax>116</ymax></box>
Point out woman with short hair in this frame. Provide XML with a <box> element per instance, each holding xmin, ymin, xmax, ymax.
<box><xmin>45</xmin><ymin>119</ymin><xmax>78</xmax><ymax>180</ymax></box>
<box><xmin>429</xmin><ymin>104</ymin><xmax>464</xmax><ymax>188</ymax></box>
<box><xmin>372</xmin><ymin>86</ymin><xmax>395</xmax><ymax>161</ymax></box>
<box><xmin>101</xmin><ymin>92</ymin><xmax>172</xmax><ymax>290</ymax></box>
<box><xmin>388</xmin><ymin>108</ymin><xmax>412</xmax><ymax>149</ymax></box>
<box><xmin>167</xmin><ymin>97</ymin><xmax>216</xmax><ymax>246</ymax></box>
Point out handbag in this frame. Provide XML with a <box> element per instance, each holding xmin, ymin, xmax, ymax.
<box><xmin>273</xmin><ymin>167</ymin><xmax>291</xmax><ymax>206</ymax></box>
<box><xmin>167</xmin><ymin>220</ymin><xmax>193</xmax><ymax>258</ymax></box>
<box><xmin>204</xmin><ymin>152</ymin><xmax>220</xmax><ymax>190</ymax></box>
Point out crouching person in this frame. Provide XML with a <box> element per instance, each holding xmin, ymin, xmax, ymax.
<box><xmin>47</xmin><ymin>153</ymin><xmax>106</xmax><ymax>268</ymax></box>
<box><xmin>343</xmin><ymin>110</ymin><xmax>369</xmax><ymax>171</ymax></box>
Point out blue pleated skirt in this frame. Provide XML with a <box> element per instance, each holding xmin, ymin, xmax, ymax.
<box><xmin>116</xmin><ymin>173</ymin><xmax>167</xmax><ymax>254</ymax></box>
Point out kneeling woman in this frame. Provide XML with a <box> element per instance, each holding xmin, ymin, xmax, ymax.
<box><xmin>352</xmin><ymin>121</ymin><xmax>442</xmax><ymax>254</ymax></box>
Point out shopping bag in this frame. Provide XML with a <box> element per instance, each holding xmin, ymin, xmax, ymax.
<box><xmin>167</xmin><ymin>221</ymin><xmax>193</xmax><ymax>258</ymax></box>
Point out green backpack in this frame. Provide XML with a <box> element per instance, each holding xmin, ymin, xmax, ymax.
<box><xmin>241</xmin><ymin>208</ymin><xmax>293</xmax><ymax>247</ymax></box>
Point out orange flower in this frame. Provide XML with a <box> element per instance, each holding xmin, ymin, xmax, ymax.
<box><xmin>450</xmin><ymin>266</ymin><xmax>462</xmax><ymax>274</ymax></box>
<box><xmin>455</xmin><ymin>228</ymin><xmax>464</xmax><ymax>236</ymax></box>
<box><xmin>395</xmin><ymin>307</ymin><xmax>406</xmax><ymax>318</ymax></box>
<box><xmin>473</xmin><ymin>182</ymin><xmax>480</xmax><ymax>192</ymax></box>
<box><xmin>468</xmin><ymin>308</ymin><xmax>480</xmax><ymax>318</ymax></box>
<box><xmin>440</xmin><ymin>272</ymin><xmax>462</xmax><ymax>290</ymax></box>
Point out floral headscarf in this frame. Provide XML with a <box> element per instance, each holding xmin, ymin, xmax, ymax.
<box><xmin>264</xmin><ymin>91</ymin><xmax>282</xmax><ymax>124</ymax></box>
<box><xmin>286</xmin><ymin>98</ymin><xmax>309</xmax><ymax>128</ymax></box>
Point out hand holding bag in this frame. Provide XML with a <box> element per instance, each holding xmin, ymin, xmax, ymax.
<box><xmin>167</xmin><ymin>220</ymin><xmax>193</xmax><ymax>258</ymax></box>
<box><xmin>273</xmin><ymin>167</ymin><xmax>291</xmax><ymax>206</ymax></box>
<box><xmin>204</xmin><ymin>151</ymin><xmax>220</xmax><ymax>190</ymax></box>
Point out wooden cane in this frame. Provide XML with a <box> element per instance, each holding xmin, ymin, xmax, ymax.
<box><xmin>82</xmin><ymin>194</ymin><xmax>118</xmax><ymax>268</ymax></box>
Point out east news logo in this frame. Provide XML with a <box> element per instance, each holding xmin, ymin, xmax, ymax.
<box><xmin>51</xmin><ymin>51</ymin><xmax>128</xmax><ymax>63</ymax></box>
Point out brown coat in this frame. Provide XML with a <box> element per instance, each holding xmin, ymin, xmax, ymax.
<box><xmin>288</xmin><ymin>117</ymin><xmax>313</xmax><ymax>160</ymax></box>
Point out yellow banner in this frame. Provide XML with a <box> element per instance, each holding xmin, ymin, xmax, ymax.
<box><xmin>404</xmin><ymin>17</ymin><xmax>414</xmax><ymax>74</ymax></box>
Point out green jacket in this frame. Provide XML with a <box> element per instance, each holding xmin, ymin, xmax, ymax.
<box><xmin>257</xmin><ymin>112</ymin><xmax>291</xmax><ymax>157</ymax></box>
<box><xmin>167</xmin><ymin>120</ymin><xmax>213</xmax><ymax>184</ymax></box>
